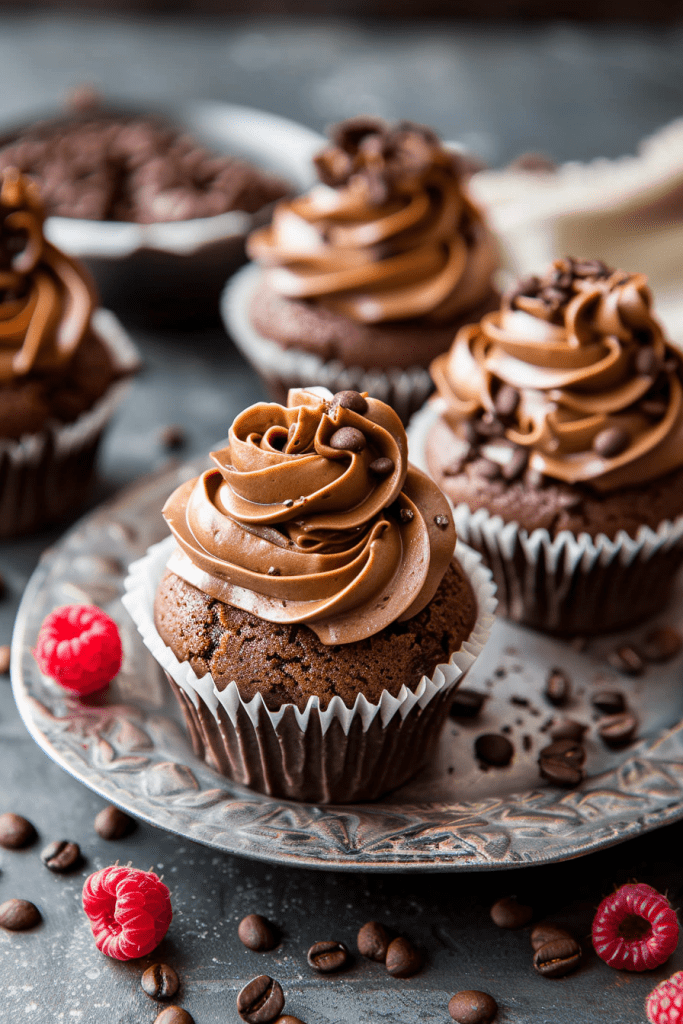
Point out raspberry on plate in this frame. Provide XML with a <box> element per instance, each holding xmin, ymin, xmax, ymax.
<box><xmin>34</xmin><ymin>605</ymin><xmax>123</xmax><ymax>695</ymax></box>
<box><xmin>592</xmin><ymin>882</ymin><xmax>679</xmax><ymax>971</ymax></box>
<box><xmin>646</xmin><ymin>971</ymin><xmax>683</xmax><ymax>1023</ymax></box>
<box><xmin>82</xmin><ymin>865</ymin><xmax>172</xmax><ymax>960</ymax></box>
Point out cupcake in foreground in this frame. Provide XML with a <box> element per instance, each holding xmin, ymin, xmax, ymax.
<box><xmin>418</xmin><ymin>256</ymin><xmax>683</xmax><ymax>634</ymax></box>
<box><xmin>124</xmin><ymin>387</ymin><xmax>496</xmax><ymax>803</ymax></box>
<box><xmin>0</xmin><ymin>168</ymin><xmax>138</xmax><ymax>537</ymax></box>
<box><xmin>223</xmin><ymin>117</ymin><xmax>499</xmax><ymax>424</ymax></box>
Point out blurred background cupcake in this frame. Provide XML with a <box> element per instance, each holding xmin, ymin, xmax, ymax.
<box><xmin>222</xmin><ymin>117</ymin><xmax>500</xmax><ymax>424</ymax></box>
<box><xmin>0</xmin><ymin>168</ymin><xmax>138</xmax><ymax>537</ymax></box>
<box><xmin>409</xmin><ymin>256</ymin><xmax>683</xmax><ymax>635</ymax></box>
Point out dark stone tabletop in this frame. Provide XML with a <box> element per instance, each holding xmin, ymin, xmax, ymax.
<box><xmin>1</xmin><ymin>14</ymin><xmax>683</xmax><ymax>1024</ymax></box>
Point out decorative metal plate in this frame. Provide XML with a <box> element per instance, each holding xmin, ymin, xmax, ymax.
<box><xmin>11</xmin><ymin>460</ymin><xmax>683</xmax><ymax>871</ymax></box>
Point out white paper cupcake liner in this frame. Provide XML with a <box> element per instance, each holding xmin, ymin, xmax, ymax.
<box><xmin>408</xmin><ymin>399</ymin><xmax>683</xmax><ymax>634</ymax></box>
<box><xmin>221</xmin><ymin>263</ymin><xmax>436</xmax><ymax>426</ymax></box>
<box><xmin>122</xmin><ymin>533</ymin><xmax>497</xmax><ymax>802</ymax></box>
<box><xmin>0</xmin><ymin>308</ymin><xmax>140</xmax><ymax>538</ymax></box>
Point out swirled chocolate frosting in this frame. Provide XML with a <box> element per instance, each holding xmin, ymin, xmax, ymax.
<box><xmin>162</xmin><ymin>387</ymin><xmax>456</xmax><ymax>644</ymax></box>
<box><xmin>247</xmin><ymin>118</ymin><xmax>498</xmax><ymax>325</ymax></box>
<box><xmin>0</xmin><ymin>168</ymin><xmax>96</xmax><ymax>384</ymax></box>
<box><xmin>431</xmin><ymin>257</ymin><xmax>683</xmax><ymax>492</ymax></box>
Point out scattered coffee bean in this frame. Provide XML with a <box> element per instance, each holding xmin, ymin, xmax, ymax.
<box><xmin>635</xmin><ymin>347</ymin><xmax>661</xmax><ymax>376</ymax></box>
<box><xmin>533</xmin><ymin>935</ymin><xmax>581</xmax><ymax>978</ymax></box>
<box><xmin>94</xmin><ymin>804</ymin><xmax>135</xmax><ymax>841</ymax></box>
<box><xmin>608</xmin><ymin>645</ymin><xmax>644</xmax><ymax>676</ymax></box>
<box><xmin>434</xmin><ymin>514</ymin><xmax>450</xmax><ymax>529</ymax></box>
<box><xmin>598</xmin><ymin>712</ymin><xmax>638</xmax><ymax>748</ymax></box>
<box><xmin>331</xmin><ymin>390</ymin><xmax>368</xmax><ymax>415</ymax></box>
<box><xmin>357</xmin><ymin>920</ymin><xmax>389</xmax><ymax>962</ymax></box>
<box><xmin>494</xmin><ymin>384</ymin><xmax>520</xmax><ymax>419</ymax></box>
<box><xmin>0</xmin><ymin>644</ymin><xmax>9</xmax><ymax>675</ymax></box>
<box><xmin>539</xmin><ymin>759</ymin><xmax>584</xmax><ymax>788</ymax></box>
<box><xmin>448</xmin><ymin>989</ymin><xmax>498</xmax><ymax>1023</ymax></box>
<box><xmin>368</xmin><ymin>457</ymin><xmax>394</xmax><ymax>476</ymax></box>
<box><xmin>399</xmin><ymin>508</ymin><xmax>414</xmax><ymax>523</ymax></box>
<box><xmin>530</xmin><ymin>922</ymin><xmax>574</xmax><ymax>951</ymax></box>
<box><xmin>0</xmin><ymin>812</ymin><xmax>36</xmax><ymax>849</ymax></box>
<box><xmin>539</xmin><ymin>739</ymin><xmax>586</xmax><ymax>768</ymax></box>
<box><xmin>154</xmin><ymin>1009</ymin><xmax>194</xmax><ymax>1024</ymax></box>
<box><xmin>450</xmin><ymin>689</ymin><xmax>487</xmax><ymax>719</ymax></box>
<box><xmin>592</xmin><ymin>690</ymin><xmax>625</xmax><ymax>715</ymax></box>
<box><xmin>159</xmin><ymin>425</ymin><xmax>185</xmax><ymax>450</ymax></box>
<box><xmin>475</xmin><ymin>734</ymin><xmax>514</xmax><ymax>767</ymax></box>
<box><xmin>40</xmin><ymin>840</ymin><xmax>81</xmax><ymax>872</ymax></box>
<box><xmin>385</xmin><ymin>936</ymin><xmax>422</xmax><ymax>978</ymax></box>
<box><xmin>549</xmin><ymin>718</ymin><xmax>587</xmax><ymax>742</ymax></box>
<box><xmin>142</xmin><ymin>963</ymin><xmax>180</xmax><ymax>1000</ymax></box>
<box><xmin>239</xmin><ymin>914</ymin><xmax>277</xmax><ymax>952</ymax></box>
<box><xmin>307</xmin><ymin>940</ymin><xmax>349</xmax><ymax>973</ymax></box>
<box><xmin>544</xmin><ymin>668</ymin><xmax>571</xmax><ymax>707</ymax></box>
<box><xmin>593</xmin><ymin>426</ymin><xmax>630</xmax><ymax>458</ymax></box>
<box><xmin>0</xmin><ymin>898</ymin><xmax>41</xmax><ymax>930</ymax></box>
<box><xmin>329</xmin><ymin>427</ymin><xmax>366</xmax><ymax>452</ymax></box>
<box><xmin>640</xmin><ymin>626</ymin><xmax>683</xmax><ymax>663</ymax></box>
<box><xmin>490</xmin><ymin>896</ymin><xmax>533</xmax><ymax>929</ymax></box>
<box><xmin>237</xmin><ymin>975</ymin><xmax>285</xmax><ymax>1024</ymax></box>
<box><xmin>501</xmin><ymin>446</ymin><xmax>529</xmax><ymax>481</ymax></box>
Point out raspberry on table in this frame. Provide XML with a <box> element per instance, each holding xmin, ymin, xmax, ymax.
<box><xmin>34</xmin><ymin>605</ymin><xmax>123</xmax><ymax>695</ymax></box>
<box><xmin>646</xmin><ymin>971</ymin><xmax>683</xmax><ymax>1023</ymax></box>
<box><xmin>592</xmin><ymin>882</ymin><xmax>679</xmax><ymax>971</ymax></box>
<box><xmin>82</xmin><ymin>865</ymin><xmax>172</xmax><ymax>960</ymax></box>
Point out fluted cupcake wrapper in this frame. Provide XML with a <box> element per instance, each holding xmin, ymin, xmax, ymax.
<box><xmin>221</xmin><ymin>263</ymin><xmax>435</xmax><ymax>426</ymax></box>
<box><xmin>0</xmin><ymin>309</ymin><xmax>140</xmax><ymax>539</ymax></box>
<box><xmin>408</xmin><ymin>399</ymin><xmax>683</xmax><ymax>635</ymax></box>
<box><xmin>122</xmin><ymin>534</ymin><xmax>497</xmax><ymax>803</ymax></box>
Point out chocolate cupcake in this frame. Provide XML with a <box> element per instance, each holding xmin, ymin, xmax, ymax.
<box><xmin>222</xmin><ymin>117</ymin><xmax>499</xmax><ymax>424</ymax></box>
<box><xmin>124</xmin><ymin>387</ymin><xmax>496</xmax><ymax>803</ymax></box>
<box><xmin>0</xmin><ymin>168</ymin><xmax>138</xmax><ymax>537</ymax></box>
<box><xmin>411</xmin><ymin>256</ymin><xmax>683</xmax><ymax>634</ymax></box>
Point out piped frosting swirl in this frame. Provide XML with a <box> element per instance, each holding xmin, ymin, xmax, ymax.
<box><xmin>162</xmin><ymin>387</ymin><xmax>456</xmax><ymax>644</ymax></box>
<box><xmin>247</xmin><ymin>118</ymin><xmax>498</xmax><ymax>325</ymax></box>
<box><xmin>431</xmin><ymin>257</ymin><xmax>683</xmax><ymax>492</ymax></box>
<box><xmin>0</xmin><ymin>168</ymin><xmax>96</xmax><ymax>383</ymax></box>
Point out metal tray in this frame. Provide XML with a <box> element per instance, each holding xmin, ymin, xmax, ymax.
<box><xmin>11</xmin><ymin>460</ymin><xmax>683</xmax><ymax>871</ymax></box>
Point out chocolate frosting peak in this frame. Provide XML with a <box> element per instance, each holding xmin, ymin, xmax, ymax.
<box><xmin>431</xmin><ymin>257</ymin><xmax>683</xmax><ymax>492</ymax></box>
<box><xmin>0</xmin><ymin>168</ymin><xmax>96</xmax><ymax>383</ymax></box>
<box><xmin>247</xmin><ymin>117</ymin><xmax>498</xmax><ymax>325</ymax></box>
<box><xmin>162</xmin><ymin>388</ymin><xmax>456</xmax><ymax>644</ymax></box>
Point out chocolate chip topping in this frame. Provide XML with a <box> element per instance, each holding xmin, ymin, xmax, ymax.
<box><xmin>328</xmin><ymin>427</ymin><xmax>366</xmax><ymax>452</ymax></box>
<box><xmin>368</xmin><ymin>457</ymin><xmax>394</xmax><ymax>476</ymax></box>
<box><xmin>593</xmin><ymin>426</ymin><xmax>630</xmax><ymax>459</ymax></box>
<box><xmin>330</xmin><ymin>390</ymin><xmax>368</xmax><ymax>415</ymax></box>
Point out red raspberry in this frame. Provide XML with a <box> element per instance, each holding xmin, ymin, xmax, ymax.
<box><xmin>647</xmin><ymin>972</ymin><xmax>683</xmax><ymax>1023</ymax></box>
<box><xmin>34</xmin><ymin>605</ymin><xmax>122</xmax><ymax>695</ymax></box>
<box><xmin>82</xmin><ymin>865</ymin><xmax>172</xmax><ymax>960</ymax></box>
<box><xmin>592</xmin><ymin>882</ymin><xmax>679</xmax><ymax>971</ymax></box>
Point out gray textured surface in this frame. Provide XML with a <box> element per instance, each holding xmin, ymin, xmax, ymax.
<box><xmin>1</xmin><ymin>14</ymin><xmax>683</xmax><ymax>1023</ymax></box>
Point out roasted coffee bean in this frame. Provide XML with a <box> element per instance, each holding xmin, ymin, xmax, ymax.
<box><xmin>530</xmin><ymin>922</ymin><xmax>574</xmax><ymax>951</ymax></box>
<box><xmin>385</xmin><ymin>936</ymin><xmax>422</xmax><ymax>978</ymax></box>
<box><xmin>544</xmin><ymin>668</ymin><xmax>571</xmax><ymax>707</ymax></box>
<box><xmin>593</xmin><ymin>426</ymin><xmax>630</xmax><ymax>458</ymax></box>
<box><xmin>448</xmin><ymin>989</ymin><xmax>498</xmax><ymax>1023</ymax></box>
<box><xmin>539</xmin><ymin>759</ymin><xmax>584</xmax><ymax>788</ymax></box>
<box><xmin>640</xmin><ymin>626</ymin><xmax>683</xmax><ymax>663</ymax></box>
<box><xmin>494</xmin><ymin>384</ymin><xmax>520</xmax><ymax>419</ymax></box>
<box><xmin>450</xmin><ymin>689</ymin><xmax>487</xmax><ymax>719</ymax></box>
<box><xmin>331</xmin><ymin>390</ymin><xmax>368</xmax><ymax>415</ymax></box>
<box><xmin>539</xmin><ymin>739</ymin><xmax>586</xmax><ymax>768</ymax></box>
<box><xmin>159</xmin><ymin>424</ymin><xmax>185</xmax><ymax>450</ymax></box>
<box><xmin>329</xmin><ymin>427</ymin><xmax>366</xmax><ymax>452</ymax></box>
<box><xmin>368</xmin><ymin>457</ymin><xmax>394</xmax><ymax>476</ymax></box>
<box><xmin>357</xmin><ymin>920</ymin><xmax>389</xmax><ymax>962</ymax></box>
<box><xmin>533</xmin><ymin>936</ymin><xmax>581</xmax><ymax>978</ymax></box>
<box><xmin>434</xmin><ymin>514</ymin><xmax>450</xmax><ymax>530</ymax></box>
<box><xmin>549</xmin><ymin>718</ymin><xmax>587</xmax><ymax>742</ymax></box>
<box><xmin>598</xmin><ymin>712</ymin><xmax>638</xmax><ymax>748</ymax></box>
<box><xmin>592</xmin><ymin>690</ymin><xmax>625</xmax><ymax>714</ymax></box>
<box><xmin>142</xmin><ymin>963</ymin><xmax>180</xmax><ymax>999</ymax></box>
<box><xmin>0</xmin><ymin>644</ymin><xmax>10</xmax><ymax>675</ymax></box>
<box><xmin>608</xmin><ymin>645</ymin><xmax>644</xmax><ymax>676</ymax></box>
<box><xmin>501</xmin><ymin>446</ymin><xmax>529</xmax><ymax>481</ymax></box>
<box><xmin>490</xmin><ymin>896</ymin><xmax>533</xmax><ymax>929</ymax></box>
<box><xmin>238</xmin><ymin>914</ymin><xmax>277</xmax><ymax>952</ymax></box>
<box><xmin>41</xmin><ymin>840</ymin><xmax>81</xmax><ymax>872</ymax></box>
<box><xmin>154</xmin><ymin>1009</ymin><xmax>194</xmax><ymax>1024</ymax></box>
<box><xmin>0</xmin><ymin>898</ymin><xmax>41</xmax><ymax>930</ymax></box>
<box><xmin>307</xmin><ymin>940</ymin><xmax>349</xmax><ymax>973</ymax></box>
<box><xmin>94</xmin><ymin>805</ymin><xmax>135</xmax><ymax>840</ymax></box>
<box><xmin>475</xmin><ymin>733</ymin><xmax>514</xmax><ymax>767</ymax></box>
<box><xmin>0</xmin><ymin>812</ymin><xmax>36</xmax><ymax>849</ymax></box>
<box><xmin>237</xmin><ymin>975</ymin><xmax>285</xmax><ymax>1023</ymax></box>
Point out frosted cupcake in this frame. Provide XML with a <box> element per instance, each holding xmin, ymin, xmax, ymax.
<box><xmin>222</xmin><ymin>118</ymin><xmax>499</xmax><ymax>424</ymax></box>
<box><xmin>125</xmin><ymin>386</ymin><xmax>496</xmax><ymax>803</ymax></box>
